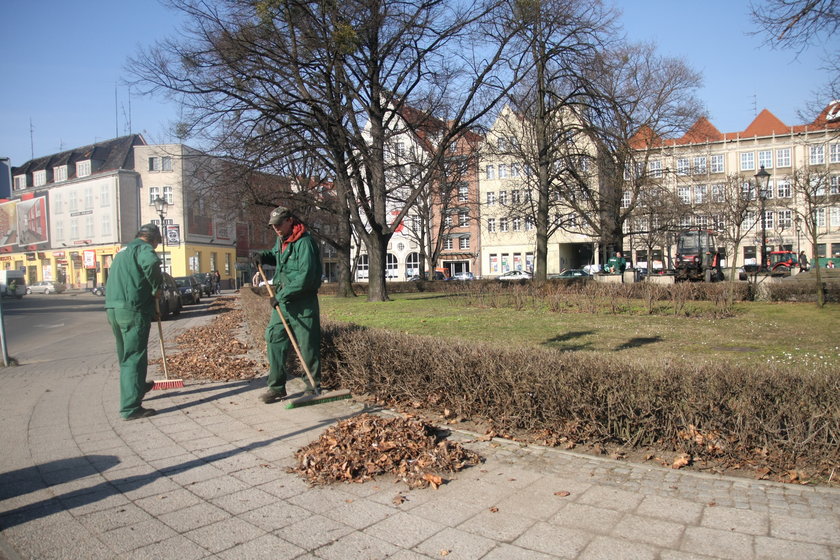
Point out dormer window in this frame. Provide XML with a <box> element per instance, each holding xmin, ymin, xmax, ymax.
<box><xmin>76</xmin><ymin>160</ymin><xmax>91</xmax><ymax>177</ymax></box>
<box><xmin>53</xmin><ymin>165</ymin><xmax>68</xmax><ymax>182</ymax></box>
<box><xmin>13</xmin><ymin>175</ymin><xmax>27</xmax><ymax>190</ymax></box>
<box><xmin>33</xmin><ymin>170</ymin><xmax>47</xmax><ymax>186</ymax></box>
<box><xmin>148</xmin><ymin>156</ymin><xmax>172</xmax><ymax>171</ymax></box>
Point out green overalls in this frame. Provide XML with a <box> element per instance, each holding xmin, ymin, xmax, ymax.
<box><xmin>258</xmin><ymin>231</ymin><xmax>322</xmax><ymax>395</ymax></box>
<box><xmin>104</xmin><ymin>239</ymin><xmax>163</xmax><ymax>418</ymax></box>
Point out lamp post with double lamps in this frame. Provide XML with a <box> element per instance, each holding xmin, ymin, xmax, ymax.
<box><xmin>754</xmin><ymin>165</ymin><xmax>771</xmax><ymax>272</ymax></box>
<box><xmin>153</xmin><ymin>196</ymin><xmax>170</xmax><ymax>274</ymax></box>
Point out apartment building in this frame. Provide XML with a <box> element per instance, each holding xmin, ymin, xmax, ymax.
<box><xmin>629</xmin><ymin>101</ymin><xmax>840</xmax><ymax>268</ymax></box>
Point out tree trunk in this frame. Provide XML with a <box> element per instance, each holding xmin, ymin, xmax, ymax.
<box><xmin>365</xmin><ymin>233</ymin><xmax>390</xmax><ymax>302</ymax></box>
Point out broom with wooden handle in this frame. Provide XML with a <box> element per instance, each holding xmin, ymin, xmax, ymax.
<box><xmin>257</xmin><ymin>265</ymin><xmax>350</xmax><ymax>408</ymax></box>
<box><xmin>151</xmin><ymin>296</ymin><xmax>184</xmax><ymax>390</ymax></box>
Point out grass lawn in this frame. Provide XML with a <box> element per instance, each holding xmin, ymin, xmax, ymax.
<box><xmin>319</xmin><ymin>291</ymin><xmax>840</xmax><ymax>371</ymax></box>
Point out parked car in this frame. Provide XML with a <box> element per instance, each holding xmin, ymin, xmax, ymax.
<box><xmin>159</xmin><ymin>273</ymin><xmax>183</xmax><ymax>319</ymax></box>
<box><xmin>173</xmin><ymin>276</ymin><xmax>202</xmax><ymax>305</ymax></box>
<box><xmin>548</xmin><ymin>269</ymin><xmax>590</xmax><ymax>279</ymax></box>
<box><xmin>452</xmin><ymin>271</ymin><xmax>475</xmax><ymax>281</ymax></box>
<box><xmin>497</xmin><ymin>270</ymin><xmax>533</xmax><ymax>282</ymax></box>
<box><xmin>26</xmin><ymin>280</ymin><xmax>67</xmax><ymax>295</ymax></box>
<box><xmin>192</xmin><ymin>273</ymin><xmax>213</xmax><ymax>297</ymax></box>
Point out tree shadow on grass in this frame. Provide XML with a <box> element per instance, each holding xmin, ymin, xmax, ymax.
<box><xmin>615</xmin><ymin>336</ymin><xmax>662</xmax><ymax>351</ymax></box>
<box><xmin>541</xmin><ymin>330</ymin><xmax>595</xmax><ymax>352</ymax></box>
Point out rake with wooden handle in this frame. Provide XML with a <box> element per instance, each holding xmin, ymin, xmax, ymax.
<box><xmin>257</xmin><ymin>264</ymin><xmax>350</xmax><ymax>408</ymax></box>
<box><xmin>151</xmin><ymin>297</ymin><xmax>184</xmax><ymax>390</ymax></box>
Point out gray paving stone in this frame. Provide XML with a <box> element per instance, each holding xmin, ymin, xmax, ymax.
<box><xmin>215</xmin><ymin>533</ymin><xmax>305</xmax><ymax>560</ymax></box>
<box><xmin>275</xmin><ymin>512</ymin><xmax>355</xmax><ymax>550</ymax></box>
<box><xmin>407</xmin><ymin>497</ymin><xmax>484</xmax><ymax>526</ymax></box>
<box><xmin>457</xmin><ymin>506</ymin><xmax>536</xmax><ymax>542</ymax></box>
<box><xmin>78</xmin><ymin>502</ymin><xmax>153</xmax><ymax>532</ymax></box>
<box><xmin>209</xmin><ymin>486</ymin><xmax>279</xmax><ymax>515</ymax></box>
<box><xmin>635</xmin><ymin>494</ymin><xmax>704</xmax><ymax>525</ymax></box>
<box><xmin>134</xmin><ymin>488</ymin><xmax>204</xmax><ymax>516</ymax></box>
<box><xmin>481</xmin><ymin>543</ymin><xmax>558</xmax><ymax>559</ymax></box>
<box><xmin>611</xmin><ymin>512</ymin><xmax>685</xmax><ymax>548</ymax></box>
<box><xmin>186</xmin><ymin>474</ymin><xmax>250</xmax><ymax>499</ymax></box>
<box><xmin>513</xmin><ymin>521</ymin><xmax>593</xmax><ymax>558</ymax></box>
<box><xmin>578</xmin><ymin>535</ymin><xmax>658</xmax><ymax>560</ymax></box>
<box><xmin>238</xmin><ymin>499</ymin><xmax>311</xmax><ymax>532</ymax></box>
<box><xmin>314</xmin><ymin>530</ymin><xmax>400</xmax><ymax>560</ymax></box>
<box><xmin>363</xmin><ymin>510</ymin><xmax>446</xmax><ymax>548</ymax></box>
<box><xmin>577</xmin><ymin>484</ymin><xmax>643</xmax><ymax>512</ymax></box>
<box><xmin>413</xmin><ymin>526</ymin><xmax>496</xmax><ymax>559</ymax></box>
<box><xmin>184</xmin><ymin>516</ymin><xmax>266</xmax><ymax>553</ymax></box>
<box><xmin>104</xmin><ymin>517</ymin><xmax>178</xmax><ymax>555</ymax></box>
<box><xmin>157</xmin><ymin>501</ymin><xmax>230</xmax><ymax>533</ymax></box>
<box><xmin>701</xmin><ymin>505</ymin><xmax>769</xmax><ymax>535</ymax></box>
<box><xmin>754</xmin><ymin>535</ymin><xmax>833</xmax><ymax>560</ymax></box>
<box><xmin>769</xmin><ymin>512</ymin><xmax>840</xmax><ymax>545</ymax></box>
<box><xmin>123</xmin><ymin>534</ymin><xmax>211</xmax><ymax>560</ymax></box>
<box><xmin>321</xmin><ymin>496</ymin><xmax>398</xmax><ymax>530</ymax></box>
<box><xmin>681</xmin><ymin>526</ymin><xmax>756</xmax><ymax>560</ymax></box>
<box><xmin>550</xmin><ymin>502</ymin><xmax>622</xmax><ymax>534</ymax></box>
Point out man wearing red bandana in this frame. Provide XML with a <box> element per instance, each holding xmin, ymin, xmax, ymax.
<box><xmin>253</xmin><ymin>206</ymin><xmax>323</xmax><ymax>403</ymax></box>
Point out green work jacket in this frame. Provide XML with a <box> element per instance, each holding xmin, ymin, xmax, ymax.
<box><xmin>104</xmin><ymin>238</ymin><xmax>163</xmax><ymax>315</ymax></box>
<box><xmin>258</xmin><ymin>232</ymin><xmax>322</xmax><ymax>304</ymax></box>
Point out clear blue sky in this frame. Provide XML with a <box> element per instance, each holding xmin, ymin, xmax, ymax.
<box><xmin>0</xmin><ymin>0</ymin><xmax>830</xmax><ymax>167</ymax></box>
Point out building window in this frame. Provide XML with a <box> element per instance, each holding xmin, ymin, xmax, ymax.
<box><xmin>444</xmin><ymin>237</ymin><xmax>453</xmax><ymax>250</ymax></box>
<box><xmin>511</xmin><ymin>163</ymin><xmax>520</xmax><ymax>177</ymax></box>
<box><xmin>499</xmin><ymin>190</ymin><xmax>507</xmax><ymax>205</ymax></box>
<box><xmin>778</xmin><ymin>209</ymin><xmax>792</xmax><ymax>229</ymax></box>
<box><xmin>777</xmin><ymin>179</ymin><xmax>792</xmax><ymax>198</ymax></box>
<box><xmin>486</xmin><ymin>191</ymin><xmax>496</xmax><ymax>205</ymax></box>
<box><xmin>459</xmin><ymin>236</ymin><xmax>470</xmax><ymax>250</ymax></box>
<box><xmin>53</xmin><ymin>165</ymin><xmax>68</xmax><ymax>182</ymax></box>
<box><xmin>13</xmin><ymin>175</ymin><xmax>26</xmax><ymax>189</ymax></box>
<box><xmin>487</xmin><ymin>218</ymin><xmax>496</xmax><ymax>232</ymax></box>
<box><xmin>33</xmin><ymin>170</ymin><xmax>47</xmax><ymax>186</ymax></box>
<box><xmin>815</xmin><ymin>208</ymin><xmax>826</xmax><ymax>227</ymax></box>
<box><xmin>386</xmin><ymin>253</ymin><xmax>398</xmax><ymax>278</ymax></box>
<box><xmin>100</xmin><ymin>184</ymin><xmax>110</xmax><ymax>207</ymax></box>
<box><xmin>53</xmin><ymin>192</ymin><xmax>63</xmax><ymax>214</ymax></box>
<box><xmin>694</xmin><ymin>185</ymin><xmax>707</xmax><ymax>204</ymax></box>
<box><xmin>830</xmin><ymin>176</ymin><xmax>840</xmax><ymax>195</ymax></box>
<box><xmin>148</xmin><ymin>156</ymin><xmax>173</xmax><ymax>171</ymax></box>
<box><xmin>458</xmin><ymin>184</ymin><xmax>468</xmax><ymax>203</ymax></box>
<box><xmin>525</xmin><ymin>216</ymin><xmax>535</xmax><ymax>230</ymax></box>
<box><xmin>459</xmin><ymin>211</ymin><xmax>469</xmax><ymax>227</ymax></box>
<box><xmin>764</xmin><ymin>210</ymin><xmax>774</xmax><ymax>229</ymax></box>
<box><xmin>712</xmin><ymin>184</ymin><xmax>724</xmax><ymax>202</ymax></box>
<box><xmin>485</xmin><ymin>165</ymin><xmax>495</xmax><ymax>180</ymax></box>
<box><xmin>56</xmin><ymin>220</ymin><xmax>64</xmax><ymax>241</ymax></box>
<box><xmin>163</xmin><ymin>186</ymin><xmax>174</xmax><ymax>204</ymax></box>
<box><xmin>693</xmin><ymin>157</ymin><xmax>707</xmax><ymax>175</ymax></box>
<box><xmin>763</xmin><ymin>180</ymin><xmax>774</xmax><ymax>199</ymax></box>
<box><xmin>809</xmin><ymin>145</ymin><xmax>825</xmax><ymax>165</ymax></box>
<box><xmin>69</xmin><ymin>193</ymin><xmax>78</xmax><ymax>213</ymax></box>
<box><xmin>677</xmin><ymin>186</ymin><xmax>690</xmax><ymax>204</ymax></box>
<box><xmin>85</xmin><ymin>215</ymin><xmax>95</xmax><ymax>238</ymax></box>
<box><xmin>444</xmin><ymin>215</ymin><xmax>452</xmax><ymax>228</ymax></box>
<box><xmin>71</xmin><ymin>220</ymin><xmax>79</xmax><ymax>238</ymax></box>
<box><xmin>101</xmin><ymin>214</ymin><xmax>112</xmax><ymax>236</ymax></box>
<box><xmin>676</xmin><ymin>158</ymin><xmax>689</xmax><ymax>176</ymax></box>
<box><xmin>621</xmin><ymin>192</ymin><xmax>631</xmax><ymax>208</ymax></box>
<box><xmin>356</xmin><ymin>255</ymin><xmax>369</xmax><ymax>278</ymax></box>
<box><xmin>740</xmin><ymin>152</ymin><xmax>754</xmax><ymax>171</ymax></box>
<box><xmin>499</xmin><ymin>217</ymin><xmax>508</xmax><ymax>232</ymax></box>
<box><xmin>756</xmin><ymin>151</ymin><xmax>773</xmax><ymax>171</ymax></box>
<box><xmin>776</xmin><ymin>148</ymin><xmax>791</xmax><ymax>167</ymax></box>
<box><xmin>84</xmin><ymin>187</ymin><xmax>94</xmax><ymax>209</ymax></box>
<box><xmin>498</xmin><ymin>164</ymin><xmax>507</xmax><ymax>178</ymax></box>
<box><xmin>76</xmin><ymin>160</ymin><xmax>92</xmax><ymax>177</ymax></box>
<box><xmin>149</xmin><ymin>187</ymin><xmax>160</xmax><ymax>205</ymax></box>
<box><xmin>830</xmin><ymin>143</ymin><xmax>840</xmax><ymax>164</ymax></box>
<box><xmin>511</xmin><ymin>189</ymin><xmax>520</xmax><ymax>203</ymax></box>
<box><xmin>512</xmin><ymin>217</ymin><xmax>521</xmax><ymax>231</ymax></box>
<box><xmin>649</xmin><ymin>159</ymin><xmax>662</xmax><ymax>177</ymax></box>
<box><xmin>710</xmin><ymin>155</ymin><xmax>724</xmax><ymax>174</ymax></box>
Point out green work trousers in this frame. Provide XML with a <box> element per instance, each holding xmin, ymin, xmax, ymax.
<box><xmin>265</xmin><ymin>297</ymin><xmax>321</xmax><ymax>394</ymax></box>
<box><xmin>107</xmin><ymin>308</ymin><xmax>153</xmax><ymax>418</ymax></box>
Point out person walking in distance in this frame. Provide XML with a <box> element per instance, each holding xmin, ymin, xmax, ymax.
<box><xmin>105</xmin><ymin>224</ymin><xmax>164</xmax><ymax>420</ymax></box>
<box><xmin>253</xmin><ymin>206</ymin><xmax>322</xmax><ymax>403</ymax></box>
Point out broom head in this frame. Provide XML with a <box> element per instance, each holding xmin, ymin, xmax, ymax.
<box><xmin>284</xmin><ymin>389</ymin><xmax>351</xmax><ymax>409</ymax></box>
<box><xmin>151</xmin><ymin>379</ymin><xmax>184</xmax><ymax>390</ymax></box>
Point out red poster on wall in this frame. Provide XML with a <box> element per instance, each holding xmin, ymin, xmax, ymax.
<box><xmin>83</xmin><ymin>249</ymin><xmax>96</xmax><ymax>269</ymax></box>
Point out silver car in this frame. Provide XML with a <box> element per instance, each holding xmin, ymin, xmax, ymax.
<box><xmin>26</xmin><ymin>281</ymin><xmax>67</xmax><ymax>295</ymax></box>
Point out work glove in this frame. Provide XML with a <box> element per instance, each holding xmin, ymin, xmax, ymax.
<box><xmin>269</xmin><ymin>296</ymin><xmax>280</xmax><ymax>310</ymax></box>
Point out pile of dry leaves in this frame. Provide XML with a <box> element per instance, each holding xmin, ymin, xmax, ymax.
<box><xmin>151</xmin><ymin>297</ymin><xmax>263</xmax><ymax>382</ymax></box>
<box><xmin>289</xmin><ymin>413</ymin><xmax>481</xmax><ymax>488</ymax></box>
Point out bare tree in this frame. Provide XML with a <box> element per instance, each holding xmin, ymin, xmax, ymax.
<box><xmin>131</xmin><ymin>0</ymin><xmax>525</xmax><ymax>302</ymax></box>
<box><xmin>784</xmin><ymin>166</ymin><xmax>840</xmax><ymax>306</ymax></box>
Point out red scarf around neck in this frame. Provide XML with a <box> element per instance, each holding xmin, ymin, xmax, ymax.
<box><xmin>281</xmin><ymin>222</ymin><xmax>306</xmax><ymax>252</ymax></box>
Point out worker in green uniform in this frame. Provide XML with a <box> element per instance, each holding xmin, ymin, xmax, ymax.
<box><xmin>105</xmin><ymin>224</ymin><xmax>164</xmax><ymax>420</ymax></box>
<box><xmin>604</xmin><ymin>251</ymin><xmax>627</xmax><ymax>275</ymax></box>
<box><xmin>253</xmin><ymin>206</ymin><xmax>322</xmax><ymax>404</ymax></box>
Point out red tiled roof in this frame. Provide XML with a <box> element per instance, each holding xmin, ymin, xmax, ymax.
<box><xmin>742</xmin><ymin>109</ymin><xmax>790</xmax><ymax>137</ymax></box>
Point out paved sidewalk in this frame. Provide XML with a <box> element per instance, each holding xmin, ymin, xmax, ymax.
<box><xmin>1</xmin><ymin>300</ymin><xmax>838</xmax><ymax>559</ymax></box>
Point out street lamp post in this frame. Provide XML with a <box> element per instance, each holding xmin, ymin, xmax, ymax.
<box><xmin>153</xmin><ymin>196</ymin><xmax>169</xmax><ymax>274</ymax></box>
<box><xmin>754</xmin><ymin>165</ymin><xmax>771</xmax><ymax>272</ymax></box>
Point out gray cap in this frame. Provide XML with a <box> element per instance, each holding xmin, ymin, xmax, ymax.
<box><xmin>138</xmin><ymin>223</ymin><xmax>162</xmax><ymax>242</ymax></box>
<box><xmin>268</xmin><ymin>206</ymin><xmax>292</xmax><ymax>226</ymax></box>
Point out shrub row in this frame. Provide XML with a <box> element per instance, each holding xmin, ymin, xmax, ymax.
<box><xmin>239</xmin><ymin>289</ymin><xmax>838</xmax><ymax>478</ymax></box>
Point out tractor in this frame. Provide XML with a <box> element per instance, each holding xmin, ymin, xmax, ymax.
<box><xmin>767</xmin><ymin>250</ymin><xmax>798</xmax><ymax>276</ymax></box>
